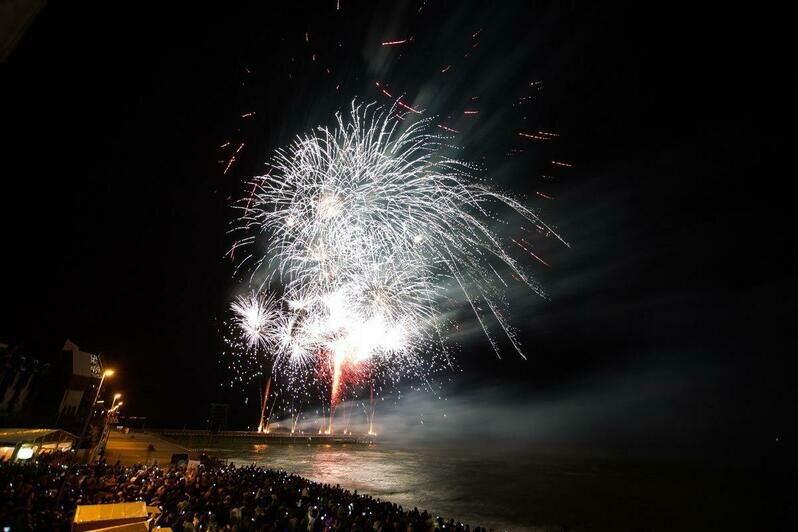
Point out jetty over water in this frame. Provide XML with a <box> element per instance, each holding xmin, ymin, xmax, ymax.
<box><xmin>153</xmin><ymin>429</ymin><xmax>375</xmax><ymax>445</ymax></box>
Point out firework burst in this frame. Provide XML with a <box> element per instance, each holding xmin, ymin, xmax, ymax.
<box><xmin>230</xmin><ymin>292</ymin><xmax>279</xmax><ymax>348</ymax></box>
<box><xmin>229</xmin><ymin>101</ymin><xmax>565</xmax><ymax>428</ymax></box>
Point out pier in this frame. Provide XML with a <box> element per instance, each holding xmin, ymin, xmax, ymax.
<box><xmin>152</xmin><ymin>428</ymin><xmax>375</xmax><ymax>446</ymax></box>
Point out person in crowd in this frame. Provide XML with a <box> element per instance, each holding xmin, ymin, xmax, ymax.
<box><xmin>0</xmin><ymin>453</ymin><xmax>482</xmax><ymax>532</ymax></box>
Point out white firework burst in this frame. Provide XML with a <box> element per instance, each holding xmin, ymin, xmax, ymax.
<box><xmin>230</xmin><ymin>100</ymin><xmax>565</xmax><ymax>398</ymax></box>
<box><xmin>230</xmin><ymin>292</ymin><xmax>279</xmax><ymax>348</ymax></box>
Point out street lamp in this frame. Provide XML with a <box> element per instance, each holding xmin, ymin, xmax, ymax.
<box><xmin>77</xmin><ymin>368</ymin><xmax>114</xmax><ymax>460</ymax></box>
<box><xmin>97</xmin><ymin>401</ymin><xmax>124</xmax><ymax>463</ymax></box>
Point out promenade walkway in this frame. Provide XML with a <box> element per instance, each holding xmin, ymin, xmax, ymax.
<box><xmin>104</xmin><ymin>430</ymin><xmax>188</xmax><ymax>466</ymax></box>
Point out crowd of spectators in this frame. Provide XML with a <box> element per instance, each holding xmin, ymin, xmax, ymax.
<box><xmin>0</xmin><ymin>455</ymin><xmax>492</xmax><ymax>532</ymax></box>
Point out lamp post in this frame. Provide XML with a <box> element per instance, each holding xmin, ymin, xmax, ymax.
<box><xmin>55</xmin><ymin>368</ymin><xmax>115</xmax><ymax>506</ymax></box>
<box><xmin>77</xmin><ymin>369</ymin><xmax>114</xmax><ymax>460</ymax></box>
<box><xmin>96</xmin><ymin>399</ymin><xmax>123</xmax><ymax>462</ymax></box>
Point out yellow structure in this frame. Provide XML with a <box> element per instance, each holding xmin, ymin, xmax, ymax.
<box><xmin>73</xmin><ymin>501</ymin><xmax>163</xmax><ymax>531</ymax></box>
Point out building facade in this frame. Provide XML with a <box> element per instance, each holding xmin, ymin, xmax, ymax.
<box><xmin>0</xmin><ymin>339</ymin><xmax>103</xmax><ymax>434</ymax></box>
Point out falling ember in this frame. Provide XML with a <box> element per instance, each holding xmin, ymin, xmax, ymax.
<box><xmin>225</xmin><ymin>241</ymin><xmax>242</xmax><ymax>260</ymax></box>
<box><xmin>512</xmin><ymin>238</ymin><xmax>551</xmax><ymax>268</ymax></box>
<box><xmin>441</xmin><ymin>65</ymin><xmax>452</xmax><ymax>73</ymax></box>
<box><xmin>437</xmin><ymin>124</ymin><xmax>459</xmax><ymax>133</ymax></box>
<box><xmin>519</xmin><ymin>132</ymin><xmax>550</xmax><ymax>140</ymax></box>
<box><xmin>463</xmin><ymin>110</ymin><xmax>479</xmax><ymax>115</ymax></box>
<box><xmin>375</xmin><ymin>81</ymin><xmax>393</xmax><ymax>98</ymax></box>
<box><xmin>241</xmin><ymin>112</ymin><xmax>256</xmax><ymax>118</ymax></box>
<box><xmin>536</xmin><ymin>191</ymin><xmax>554</xmax><ymax>200</ymax></box>
<box><xmin>381</xmin><ymin>38</ymin><xmax>409</xmax><ymax>46</ymax></box>
<box><xmin>551</xmin><ymin>160</ymin><xmax>573</xmax><ymax>167</ymax></box>
<box><xmin>243</xmin><ymin>168</ymin><xmax>271</xmax><ymax>217</ymax></box>
<box><xmin>243</xmin><ymin>181</ymin><xmax>259</xmax><ymax>216</ymax></box>
<box><xmin>223</xmin><ymin>156</ymin><xmax>236</xmax><ymax>175</ymax></box>
<box><xmin>374</xmin><ymin>80</ymin><xmax>422</xmax><ymax>114</ymax></box>
<box><xmin>396</xmin><ymin>99</ymin><xmax>422</xmax><ymax>114</ymax></box>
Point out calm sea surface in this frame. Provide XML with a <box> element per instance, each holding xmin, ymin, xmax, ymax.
<box><xmin>197</xmin><ymin>441</ymin><xmax>776</xmax><ymax>532</ymax></box>
<box><xmin>228</xmin><ymin>443</ymin><xmax>534</xmax><ymax>531</ymax></box>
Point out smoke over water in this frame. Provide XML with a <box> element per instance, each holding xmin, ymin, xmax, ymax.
<box><xmin>261</xmin><ymin>352</ymin><xmax>770</xmax><ymax>466</ymax></box>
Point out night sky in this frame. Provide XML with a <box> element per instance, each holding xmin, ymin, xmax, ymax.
<box><xmin>1</xmin><ymin>3</ymin><xmax>791</xmax><ymax>464</ymax></box>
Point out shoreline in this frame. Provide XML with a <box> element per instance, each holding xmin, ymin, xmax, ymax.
<box><xmin>1</xmin><ymin>456</ymin><xmax>489</xmax><ymax>531</ymax></box>
<box><xmin>104</xmin><ymin>431</ymin><xmax>789</xmax><ymax>531</ymax></box>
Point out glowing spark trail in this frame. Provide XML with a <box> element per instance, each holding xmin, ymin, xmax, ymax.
<box><xmin>520</xmin><ymin>132</ymin><xmax>556</xmax><ymax>141</ymax></box>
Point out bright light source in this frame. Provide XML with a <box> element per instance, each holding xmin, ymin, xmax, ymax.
<box><xmin>16</xmin><ymin>447</ymin><xmax>34</xmax><ymax>460</ymax></box>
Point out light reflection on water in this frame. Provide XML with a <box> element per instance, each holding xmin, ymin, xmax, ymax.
<box><xmin>221</xmin><ymin>442</ymin><xmax>772</xmax><ymax>532</ymax></box>
<box><xmin>230</xmin><ymin>443</ymin><xmax>535</xmax><ymax>531</ymax></box>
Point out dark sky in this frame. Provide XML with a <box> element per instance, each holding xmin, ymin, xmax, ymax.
<box><xmin>0</xmin><ymin>3</ymin><xmax>791</xmax><ymax>462</ymax></box>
